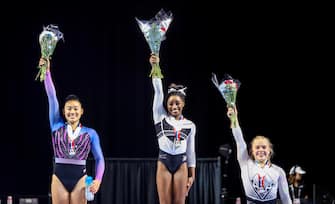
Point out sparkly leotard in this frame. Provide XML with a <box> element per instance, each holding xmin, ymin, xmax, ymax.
<box><xmin>44</xmin><ymin>71</ymin><xmax>105</xmax><ymax>192</ymax></box>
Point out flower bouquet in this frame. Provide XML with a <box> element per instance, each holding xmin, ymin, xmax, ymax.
<box><xmin>35</xmin><ymin>24</ymin><xmax>64</xmax><ymax>82</ymax></box>
<box><xmin>136</xmin><ymin>9</ymin><xmax>173</xmax><ymax>78</ymax></box>
<box><xmin>212</xmin><ymin>73</ymin><xmax>241</xmax><ymax>128</ymax></box>
<box><xmin>212</xmin><ymin>73</ymin><xmax>241</xmax><ymax>108</ymax></box>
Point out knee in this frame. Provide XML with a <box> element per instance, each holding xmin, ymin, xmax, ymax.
<box><xmin>173</xmin><ymin>196</ymin><xmax>186</xmax><ymax>204</ymax></box>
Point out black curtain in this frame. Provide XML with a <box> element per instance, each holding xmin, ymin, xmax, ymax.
<box><xmin>186</xmin><ymin>158</ymin><xmax>222</xmax><ymax>204</ymax></box>
<box><xmin>87</xmin><ymin>157</ymin><xmax>221</xmax><ymax>204</ymax></box>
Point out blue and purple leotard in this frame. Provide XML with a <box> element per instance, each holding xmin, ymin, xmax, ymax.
<box><xmin>44</xmin><ymin>70</ymin><xmax>105</xmax><ymax>192</ymax></box>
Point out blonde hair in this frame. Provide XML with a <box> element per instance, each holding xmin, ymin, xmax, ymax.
<box><xmin>249</xmin><ymin>135</ymin><xmax>274</xmax><ymax>161</ymax></box>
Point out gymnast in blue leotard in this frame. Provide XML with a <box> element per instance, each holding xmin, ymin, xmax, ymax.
<box><xmin>39</xmin><ymin>58</ymin><xmax>105</xmax><ymax>204</ymax></box>
<box><xmin>149</xmin><ymin>54</ymin><xmax>196</xmax><ymax>204</ymax></box>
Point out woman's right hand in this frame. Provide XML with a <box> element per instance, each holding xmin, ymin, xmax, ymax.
<box><xmin>227</xmin><ymin>105</ymin><xmax>239</xmax><ymax>128</ymax></box>
<box><xmin>149</xmin><ymin>54</ymin><xmax>160</xmax><ymax>65</ymax></box>
<box><xmin>227</xmin><ymin>106</ymin><xmax>237</xmax><ymax>119</ymax></box>
<box><xmin>39</xmin><ymin>58</ymin><xmax>50</xmax><ymax>72</ymax></box>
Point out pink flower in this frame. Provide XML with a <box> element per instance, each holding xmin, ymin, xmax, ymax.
<box><xmin>224</xmin><ymin>80</ymin><xmax>233</xmax><ymax>84</ymax></box>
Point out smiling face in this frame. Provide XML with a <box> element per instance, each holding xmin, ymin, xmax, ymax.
<box><xmin>63</xmin><ymin>100</ymin><xmax>83</xmax><ymax>125</ymax></box>
<box><xmin>250</xmin><ymin>136</ymin><xmax>272</xmax><ymax>163</ymax></box>
<box><xmin>167</xmin><ymin>95</ymin><xmax>185</xmax><ymax>119</ymax></box>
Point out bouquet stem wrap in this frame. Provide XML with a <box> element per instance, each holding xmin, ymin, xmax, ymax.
<box><xmin>150</xmin><ymin>63</ymin><xmax>164</xmax><ymax>78</ymax></box>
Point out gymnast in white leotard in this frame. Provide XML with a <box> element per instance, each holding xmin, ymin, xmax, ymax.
<box><xmin>227</xmin><ymin>106</ymin><xmax>292</xmax><ymax>204</ymax></box>
<box><xmin>150</xmin><ymin>54</ymin><xmax>196</xmax><ymax>204</ymax></box>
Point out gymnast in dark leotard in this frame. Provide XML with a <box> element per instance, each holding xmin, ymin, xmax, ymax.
<box><xmin>149</xmin><ymin>54</ymin><xmax>196</xmax><ymax>204</ymax></box>
<box><xmin>39</xmin><ymin>58</ymin><xmax>105</xmax><ymax>204</ymax></box>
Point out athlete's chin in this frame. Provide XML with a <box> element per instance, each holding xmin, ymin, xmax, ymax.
<box><xmin>170</xmin><ymin>111</ymin><xmax>180</xmax><ymax>117</ymax></box>
<box><xmin>256</xmin><ymin>157</ymin><xmax>267</xmax><ymax>162</ymax></box>
<box><xmin>67</xmin><ymin>118</ymin><xmax>79</xmax><ymax>123</ymax></box>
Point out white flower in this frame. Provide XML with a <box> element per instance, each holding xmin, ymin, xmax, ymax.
<box><xmin>39</xmin><ymin>30</ymin><xmax>57</xmax><ymax>44</ymax></box>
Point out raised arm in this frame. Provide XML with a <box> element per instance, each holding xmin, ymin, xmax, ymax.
<box><xmin>41</xmin><ymin>58</ymin><xmax>63</xmax><ymax>131</ymax></box>
<box><xmin>150</xmin><ymin>55</ymin><xmax>167</xmax><ymax>123</ymax></box>
<box><xmin>227</xmin><ymin>106</ymin><xmax>249</xmax><ymax>163</ymax></box>
<box><xmin>89</xmin><ymin>128</ymin><xmax>105</xmax><ymax>193</ymax></box>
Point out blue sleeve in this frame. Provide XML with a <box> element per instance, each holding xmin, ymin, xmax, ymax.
<box><xmin>88</xmin><ymin>128</ymin><xmax>105</xmax><ymax>181</ymax></box>
<box><xmin>44</xmin><ymin>71</ymin><xmax>64</xmax><ymax>131</ymax></box>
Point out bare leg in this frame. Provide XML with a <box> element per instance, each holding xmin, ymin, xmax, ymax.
<box><xmin>172</xmin><ymin>163</ymin><xmax>188</xmax><ymax>204</ymax></box>
<box><xmin>156</xmin><ymin>161</ymin><xmax>173</xmax><ymax>204</ymax></box>
<box><xmin>70</xmin><ymin>175</ymin><xmax>86</xmax><ymax>204</ymax></box>
<box><xmin>51</xmin><ymin>174</ymin><xmax>70</xmax><ymax>204</ymax></box>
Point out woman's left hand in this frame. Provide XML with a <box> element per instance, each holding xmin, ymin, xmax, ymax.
<box><xmin>89</xmin><ymin>179</ymin><xmax>101</xmax><ymax>194</ymax></box>
<box><xmin>186</xmin><ymin>177</ymin><xmax>194</xmax><ymax>196</ymax></box>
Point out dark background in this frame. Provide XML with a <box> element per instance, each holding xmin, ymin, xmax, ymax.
<box><xmin>2</xmin><ymin>0</ymin><xmax>333</xmax><ymax>199</ymax></box>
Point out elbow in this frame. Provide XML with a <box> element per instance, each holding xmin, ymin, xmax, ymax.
<box><xmin>154</xmin><ymin>89</ymin><xmax>163</xmax><ymax>96</ymax></box>
<box><xmin>94</xmin><ymin>155</ymin><xmax>105</xmax><ymax>165</ymax></box>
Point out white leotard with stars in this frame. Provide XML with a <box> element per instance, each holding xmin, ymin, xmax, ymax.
<box><xmin>232</xmin><ymin>127</ymin><xmax>292</xmax><ymax>204</ymax></box>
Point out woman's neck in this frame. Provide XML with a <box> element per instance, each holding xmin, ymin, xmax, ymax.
<box><xmin>68</xmin><ymin>121</ymin><xmax>80</xmax><ymax>130</ymax></box>
<box><xmin>255</xmin><ymin>159</ymin><xmax>268</xmax><ymax>168</ymax></box>
<box><xmin>173</xmin><ymin>114</ymin><xmax>183</xmax><ymax>120</ymax></box>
